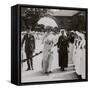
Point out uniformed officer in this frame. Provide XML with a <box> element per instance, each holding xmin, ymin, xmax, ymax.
<box><xmin>21</xmin><ymin>28</ymin><xmax>35</xmax><ymax>71</ymax></box>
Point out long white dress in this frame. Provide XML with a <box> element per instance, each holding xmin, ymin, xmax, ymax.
<box><xmin>68</xmin><ymin>43</ymin><xmax>74</xmax><ymax>64</ymax></box>
<box><xmin>73</xmin><ymin>39</ymin><xmax>81</xmax><ymax>75</ymax></box>
<box><xmin>80</xmin><ymin>39</ymin><xmax>86</xmax><ymax>79</ymax></box>
<box><xmin>73</xmin><ymin>39</ymin><xmax>78</xmax><ymax>68</ymax></box>
<box><xmin>42</xmin><ymin>33</ymin><xmax>55</xmax><ymax>73</ymax></box>
<box><xmin>73</xmin><ymin>35</ymin><xmax>86</xmax><ymax>79</ymax></box>
<box><xmin>76</xmin><ymin>40</ymin><xmax>82</xmax><ymax>75</ymax></box>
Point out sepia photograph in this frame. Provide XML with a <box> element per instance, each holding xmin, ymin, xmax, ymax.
<box><xmin>20</xmin><ymin>6</ymin><xmax>87</xmax><ymax>83</ymax></box>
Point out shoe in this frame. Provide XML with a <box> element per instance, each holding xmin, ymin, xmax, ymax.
<box><xmin>48</xmin><ymin>71</ymin><xmax>52</xmax><ymax>73</ymax></box>
<box><xmin>32</xmin><ymin>67</ymin><xmax>34</xmax><ymax>70</ymax></box>
<box><xmin>78</xmin><ymin>75</ymin><xmax>82</xmax><ymax>80</ymax></box>
<box><xmin>26</xmin><ymin>68</ymin><xmax>30</xmax><ymax>71</ymax></box>
<box><xmin>61</xmin><ymin>68</ymin><xmax>65</xmax><ymax>71</ymax></box>
<box><xmin>45</xmin><ymin>72</ymin><xmax>49</xmax><ymax>75</ymax></box>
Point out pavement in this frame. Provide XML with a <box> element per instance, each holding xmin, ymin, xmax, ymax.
<box><xmin>21</xmin><ymin>65</ymin><xmax>78</xmax><ymax>83</ymax></box>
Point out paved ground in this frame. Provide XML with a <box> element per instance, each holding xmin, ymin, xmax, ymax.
<box><xmin>21</xmin><ymin>65</ymin><xmax>78</xmax><ymax>83</ymax></box>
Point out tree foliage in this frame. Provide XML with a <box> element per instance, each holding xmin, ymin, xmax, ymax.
<box><xmin>22</xmin><ymin>8</ymin><xmax>48</xmax><ymax>31</ymax></box>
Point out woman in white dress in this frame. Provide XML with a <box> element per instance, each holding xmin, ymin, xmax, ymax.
<box><xmin>75</xmin><ymin>37</ymin><xmax>82</xmax><ymax>76</ymax></box>
<box><xmin>68</xmin><ymin>31</ymin><xmax>75</xmax><ymax>64</ymax></box>
<box><xmin>73</xmin><ymin>31</ymin><xmax>86</xmax><ymax>79</ymax></box>
<box><xmin>80</xmin><ymin>34</ymin><xmax>86</xmax><ymax>79</ymax></box>
<box><xmin>42</xmin><ymin>26</ymin><xmax>55</xmax><ymax>74</ymax></box>
<box><xmin>73</xmin><ymin>37</ymin><xmax>78</xmax><ymax>69</ymax></box>
<box><xmin>73</xmin><ymin>32</ymin><xmax>81</xmax><ymax>78</ymax></box>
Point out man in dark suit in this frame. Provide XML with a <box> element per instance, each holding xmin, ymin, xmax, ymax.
<box><xmin>57</xmin><ymin>29</ymin><xmax>69</xmax><ymax>71</ymax></box>
<box><xmin>21</xmin><ymin>29</ymin><xmax>35</xmax><ymax>71</ymax></box>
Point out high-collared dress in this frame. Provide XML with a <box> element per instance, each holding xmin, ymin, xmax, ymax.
<box><xmin>42</xmin><ymin>33</ymin><xmax>55</xmax><ymax>73</ymax></box>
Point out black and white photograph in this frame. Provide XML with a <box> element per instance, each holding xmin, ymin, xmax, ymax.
<box><xmin>20</xmin><ymin>6</ymin><xmax>87</xmax><ymax>83</ymax></box>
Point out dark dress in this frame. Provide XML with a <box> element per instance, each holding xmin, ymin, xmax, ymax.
<box><xmin>57</xmin><ymin>36</ymin><xmax>69</xmax><ymax>68</ymax></box>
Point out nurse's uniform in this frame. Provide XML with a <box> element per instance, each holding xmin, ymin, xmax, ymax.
<box><xmin>80</xmin><ymin>37</ymin><xmax>86</xmax><ymax>79</ymax></box>
<box><xmin>73</xmin><ymin>38</ymin><xmax>81</xmax><ymax>75</ymax></box>
<box><xmin>73</xmin><ymin>39</ymin><xmax>78</xmax><ymax>69</ymax></box>
<box><xmin>68</xmin><ymin>43</ymin><xmax>74</xmax><ymax>64</ymax></box>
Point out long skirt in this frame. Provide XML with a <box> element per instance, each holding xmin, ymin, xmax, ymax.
<box><xmin>68</xmin><ymin>43</ymin><xmax>74</xmax><ymax>64</ymax></box>
<box><xmin>73</xmin><ymin>48</ymin><xmax>81</xmax><ymax>75</ymax></box>
<box><xmin>80</xmin><ymin>48</ymin><xmax>86</xmax><ymax>79</ymax></box>
<box><xmin>58</xmin><ymin>48</ymin><xmax>68</xmax><ymax>68</ymax></box>
<box><xmin>42</xmin><ymin>50</ymin><xmax>53</xmax><ymax>73</ymax></box>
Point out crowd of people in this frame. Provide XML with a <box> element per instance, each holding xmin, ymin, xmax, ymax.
<box><xmin>21</xmin><ymin>26</ymin><xmax>86</xmax><ymax>80</ymax></box>
<box><xmin>69</xmin><ymin>31</ymin><xmax>86</xmax><ymax>79</ymax></box>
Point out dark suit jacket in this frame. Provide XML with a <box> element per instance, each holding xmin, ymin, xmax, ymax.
<box><xmin>21</xmin><ymin>34</ymin><xmax>35</xmax><ymax>53</ymax></box>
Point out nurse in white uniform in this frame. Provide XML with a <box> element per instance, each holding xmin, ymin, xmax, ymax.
<box><xmin>80</xmin><ymin>34</ymin><xmax>86</xmax><ymax>79</ymax></box>
<box><xmin>73</xmin><ymin>32</ymin><xmax>81</xmax><ymax>78</ymax></box>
